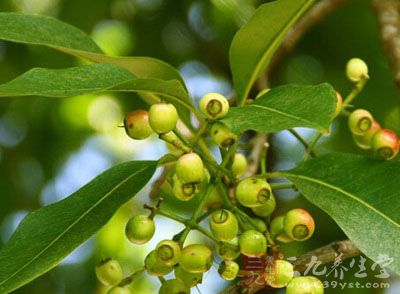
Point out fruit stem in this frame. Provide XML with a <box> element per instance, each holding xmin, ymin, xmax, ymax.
<box><xmin>288</xmin><ymin>129</ymin><xmax>317</xmax><ymax>157</ymax></box>
<box><xmin>260</xmin><ymin>142</ymin><xmax>269</xmax><ymax>174</ymax></box>
<box><xmin>119</xmin><ymin>267</ymin><xmax>145</xmax><ymax>287</ymax></box>
<box><xmin>270</xmin><ymin>182</ymin><xmax>296</xmax><ymax>190</ymax></box>
<box><xmin>343</xmin><ymin>76</ymin><xmax>369</xmax><ymax>107</ymax></box>
<box><xmin>304</xmin><ymin>132</ymin><xmax>322</xmax><ymax>160</ymax></box>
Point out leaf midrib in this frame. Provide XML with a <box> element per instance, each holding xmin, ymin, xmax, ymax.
<box><xmin>0</xmin><ymin>166</ymin><xmax>149</xmax><ymax>289</ymax></box>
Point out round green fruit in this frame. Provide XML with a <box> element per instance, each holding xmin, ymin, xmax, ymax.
<box><xmin>174</xmin><ymin>265</ymin><xmax>203</xmax><ymax>287</ymax></box>
<box><xmin>216</xmin><ymin>237</ymin><xmax>241</xmax><ymax>260</ymax></box>
<box><xmin>352</xmin><ymin>120</ymin><xmax>381</xmax><ymax>150</ymax></box>
<box><xmin>265</xmin><ymin>259</ymin><xmax>294</xmax><ymax>288</ymax></box>
<box><xmin>251</xmin><ymin>193</ymin><xmax>276</xmax><ymax>217</ymax></box>
<box><xmin>348</xmin><ymin>109</ymin><xmax>374</xmax><ymax>136</ymax></box>
<box><xmin>95</xmin><ymin>258</ymin><xmax>123</xmax><ymax>287</ymax></box>
<box><xmin>149</xmin><ymin>103</ymin><xmax>178</xmax><ymax>134</ymax></box>
<box><xmin>231</xmin><ymin>153</ymin><xmax>247</xmax><ymax>177</ymax></box>
<box><xmin>270</xmin><ymin>215</ymin><xmax>294</xmax><ymax>244</ymax></box>
<box><xmin>346</xmin><ymin>57</ymin><xmax>368</xmax><ymax>82</ymax></box>
<box><xmin>159</xmin><ymin>279</ymin><xmax>190</xmax><ymax>294</ymax></box>
<box><xmin>210</xmin><ymin>209</ymin><xmax>239</xmax><ymax>241</ymax></box>
<box><xmin>180</xmin><ymin>244</ymin><xmax>213</xmax><ymax>273</ymax></box>
<box><xmin>145</xmin><ymin>250</ymin><xmax>173</xmax><ymax>276</ymax></box>
<box><xmin>172</xmin><ymin>176</ymin><xmax>198</xmax><ymax>201</ymax></box>
<box><xmin>155</xmin><ymin>240</ymin><xmax>181</xmax><ymax>266</ymax></box>
<box><xmin>286</xmin><ymin>276</ymin><xmax>324</xmax><ymax>294</ymax></box>
<box><xmin>125</xmin><ymin>215</ymin><xmax>155</xmax><ymax>245</ymax></box>
<box><xmin>175</xmin><ymin>153</ymin><xmax>204</xmax><ymax>184</ymax></box>
<box><xmin>123</xmin><ymin>110</ymin><xmax>153</xmax><ymax>140</ymax></box>
<box><xmin>210</xmin><ymin>122</ymin><xmax>237</xmax><ymax>148</ymax></box>
<box><xmin>235</xmin><ymin>177</ymin><xmax>272</xmax><ymax>208</ymax></box>
<box><xmin>372</xmin><ymin>129</ymin><xmax>399</xmax><ymax>160</ymax></box>
<box><xmin>284</xmin><ymin>208</ymin><xmax>315</xmax><ymax>242</ymax></box>
<box><xmin>218</xmin><ymin>260</ymin><xmax>240</xmax><ymax>281</ymax></box>
<box><xmin>239</xmin><ymin>230</ymin><xmax>267</xmax><ymax>257</ymax></box>
<box><xmin>199</xmin><ymin>92</ymin><xmax>229</xmax><ymax>119</ymax></box>
<box><xmin>108</xmin><ymin>286</ymin><xmax>131</xmax><ymax>294</ymax></box>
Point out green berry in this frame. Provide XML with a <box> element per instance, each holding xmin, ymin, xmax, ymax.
<box><xmin>210</xmin><ymin>122</ymin><xmax>237</xmax><ymax>148</ymax></box>
<box><xmin>286</xmin><ymin>276</ymin><xmax>324</xmax><ymax>294</ymax></box>
<box><xmin>284</xmin><ymin>208</ymin><xmax>315</xmax><ymax>242</ymax></box>
<box><xmin>346</xmin><ymin>57</ymin><xmax>368</xmax><ymax>82</ymax></box>
<box><xmin>174</xmin><ymin>265</ymin><xmax>203</xmax><ymax>287</ymax></box>
<box><xmin>265</xmin><ymin>260</ymin><xmax>294</xmax><ymax>288</ymax></box>
<box><xmin>175</xmin><ymin>153</ymin><xmax>204</xmax><ymax>184</ymax></box>
<box><xmin>199</xmin><ymin>92</ymin><xmax>229</xmax><ymax>119</ymax></box>
<box><xmin>251</xmin><ymin>193</ymin><xmax>276</xmax><ymax>217</ymax></box>
<box><xmin>180</xmin><ymin>244</ymin><xmax>213</xmax><ymax>273</ymax></box>
<box><xmin>239</xmin><ymin>230</ymin><xmax>267</xmax><ymax>257</ymax></box>
<box><xmin>218</xmin><ymin>260</ymin><xmax>240</xmax><ymax>281</ymax></box>
<box><xmin>334</xmin><ymin>92</ymin><xmax>343</xmax><ymax>117</ymax></box>
<box><xmin>155</xmin><ymin>240</ymin><xmax>182</xmax><ymax>266</ymax></box>
<box><xmin>372</xmin><ymin>129</ymin><xmax>399</xmax><ymax>160</ymax></box>
<box><xmin>209</xmin><ymin>209</ymin><xmax>239</xmax><ymax>241</ymax></box>
<box><xmin>108</xmin><ymin>286</ymin><xmax>131</xmax><ymax>294</ymax></box>
<box><xmin>352</xmin><ymin>120</ymin><xmax>381</xmax><ymax>150</ymax></box>
<box><xmin>270</xmin><ymin>215</ymin><xmax>294</xmax><ymax>244</ymax></box>
<box><xmin>95</xmin><ymin>258</ymin><xmax>123</xmax><ymax>287</ymax></box>
<box><xmin>348</xmin><ymin>109</ymin><xmax>374</xmax><ymax>136</ymax></box>
<box><xmin>240</xmin><ymin>218</ymin><xmax>267</xmax><ymax>232</ymax></box>
<box><xmin>216</xmin><ymin>237</ymin><xmax>241</xmax><ymax>260</ymax></box>
<box><xmin>123</xmin><ymin>110</ymin><xmax>153</xmax><ymax>140</ymax></box>
<box><xmin>125</xmin><ymin>215</ymin><xmax>155</xmax><ymax>244</ymax></box>
<box><xmin>145</xmin><ymin>250</ymin><xmax>173</xmax><ymax>276</ymax></box>
<box><xmin>159</xmin><ymin>279</ymin><xmax>190</xmax><ymax>294</ymax></box>
<box><xmin>231</xmin><ymin>153</ymin><xmax>247</xmax><ymax>177</ymax></box>
<box><xmin>172</xmin><ymin>176</ymin><xmax>198</xmax><ymax>201</ymax></box>
<box><xmin>149</xmin><ymin>103</ymin><xmax>178</xmax><ymax>134</ymax></box>
<box><xmin>235</xmin><ymin>177</ymin><xmax>272</xmax><ymax>208</ymax></box>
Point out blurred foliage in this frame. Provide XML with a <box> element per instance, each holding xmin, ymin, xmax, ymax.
<box><xmin>0</xmin><ymin>0</ymin><xmax>399</xmax><ymax>293</ymax></box>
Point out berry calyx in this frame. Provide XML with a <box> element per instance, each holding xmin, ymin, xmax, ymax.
<box><xmin>199</xmin><ymin>92</ymin><xmax>229</xmax><ymax>119</ymax></box>
<box><xmin>352</xmin><ymin>120</ymin><xmax>381</xmax><ymax>150</ymax></box>
<box><xmin>346</xmin><ymin>57</ymin><xmax>369</xmax><ymax>82</ymax></box>
<box><xmin>209</xmin><ymin>209</ymin><xmax>239</xmax><ymax>241</ymax></box>
<box><xmin>238</xmin><ymin>230</ymin><xmax>267</xmax><ymax>257</ymax></box>
<box><xmin>148</xmin><ymin>103</ymin><xmax>178</xmax><ymax>134</ymax></box>
<box><xmin>180</xmin><ymin>244</ymin><xmax>213</xmax><ymax>273</ymax></box>
<box><xmin>123</xmin><ymin>110</ymin><xmax>153</xmax><ymax>140</ymax></box>
<box><xmin>251</xmin><ymin>193</ymin><xmax>276</xmax><ymax>217</ymax></box>
<box><xmin>95</xmin><ymin>258</ymin><xmax>123</xmax><ymax>287</ymax></box>
<box><xmin>174</xmin><ymin>265</ymin><xmax>203</xmax><ymax>287</ymax></box>
<box><xmin>218</xmin><ymin>260</ymin><xmax>240</xmax><ymax>281</ymax></box>
<box><xmin>348</xmin><ymin>109</ymin><xmax>374</xmax><ymax>136</ymax></box>
<box><xmin>270</xmin><ymin>215</ymin><xmax>294</xmax><ymax>243</ymax></box>
<box><xmin>155</xmin><ymin>240</ymin><xmax>181</xmax><ymax>266</ymax></box>
<box><xmin>286</xmin><ymin>276</ymin><xmax>324</xmax><ymax>294</ymax></box>
<box><xmin>284</xmin><ymin>208</ymin><xmax>315</xmax><ymax>242</ymax></box>
<box><xmin>210</xmin><ymin>122</ymin><xmax>237</xmax><ymax>148</ymax></box>
<box><xmin>231</xmin><ymin>153</ymin><xmax>248</xmax><ymax>177</ymax></box>
<box><xmin>175</xmin><ymin>153</ymin><xmax>204</xmax><ymax>184</ymax></box>
<box><xmin>108</xmin><ymin>286</ymin><xmax>131</xmax><ymax>294</ymax></box>
<box><xmin>334</xmin><ymin>91</ymin><xmax>343</xmax><ymax>117</ymax></box>
<box><xmin>235</xmin><ymin>177</ymin><xmax>273</xmax><ymax>208</ymax></box>
<box><xmin>216</xmin><ymin>237</ymin><xmax>241</xmax><ymax>260</ymax></box>
<box><xmin>173</xmin><ymin>175</ymin><xmax>198</xmax><ymax>201</ymax></box>
<box><xmin>265</xmin><ymin>259</ymin><xmax>294</xmax><ymax>288</ymax></box>
<box><xmin>145</xmin><ymin>250</ymin><xmax>173</xmax><ymax>276</ymax></box>
<box><xmin>159</xmin><ymin>279</ymin><xmax>190</xmax><ymax>294</ymax></box>
<box><xmin>125</xmin><ymin>215</ymin><xmax>155</xmax><ymax>244</ymax></box>
<box><xmin>372</xmin><ymin>129</ymin><xmax>399</xmax><ymax>160</ymax></box>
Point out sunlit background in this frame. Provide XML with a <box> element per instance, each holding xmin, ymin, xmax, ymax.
<box><xmin>0</xmin><ymin>0</ymin><xmax>399</xmax><ymax>293</ymax></box>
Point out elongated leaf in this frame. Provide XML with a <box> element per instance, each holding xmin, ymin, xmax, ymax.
<box><xmin>230</xmin><ymin>0</ymin><xmax>315</xmax><ymax>105</ymax></box>
<box><xmin>222</xmin><ymin>83</ymin><xmax>337</xmax><ymax>134</ymax></box>
<box><xmin>0</xmin><ymin>161</ymin><xmax>157</xmax><ymax>293</ymax></box>
<box><xmin>282</xmin><ymin>153</ymin><xmax>400</xmax><ymax>275</ymax></box>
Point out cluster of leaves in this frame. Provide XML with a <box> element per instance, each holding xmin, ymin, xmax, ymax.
<box><xmin>0</xmin><ymin>0</ymin><xmax>398</xmax><ymax>292</ymax></box>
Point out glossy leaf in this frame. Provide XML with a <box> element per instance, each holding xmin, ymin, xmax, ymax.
<box><xmin>222</xmin><ymin>83</ymin><xmax>337</xmax><ymax>134</ymax></box>
<box><xmin>230</xmin><ymin>0</ymin><xmax>315</xmax><ymax>105</ymax></box>
<box><xmin>282</xmin><ymin>153</ymin><xmax>400</xmax><ymax>275</ymax></box>
<box><xmin>0</xmin><ymin>160</ymin><xmax>157</xmax><ymax>293</ymax></box>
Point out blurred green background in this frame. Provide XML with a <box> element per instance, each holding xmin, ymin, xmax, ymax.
<box><xmin>0</xmin><ymin>0</ymin><xmax>399</xmax><ymax>293</ymax></box>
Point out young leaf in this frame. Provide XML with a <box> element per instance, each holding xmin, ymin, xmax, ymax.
<box><xmin>282</xmin><ymin>153</ymin><xmax>400</xmax><ymax>275</ymax></box>
<box><xmin>230</xmin><ymin>0</ymin><xmax>315</xmax><ymax>105</ymax></box>
<box><xmin>0</xmin><ymin>160</ymin><xmax>157</xmax><ymax>293</ymax></box>
<box><xmin>221</xmin><ymin>83</ymin><xmax>337</xmax><ymax>134</ymax></box>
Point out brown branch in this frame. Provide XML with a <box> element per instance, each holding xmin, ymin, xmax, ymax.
<box><xmin>373</xmin><ymin>0</ymin><xmax>400</xmax><ymax>88</ymax></box>
<box><xmin>243</xmin><ymin>133</ymin><xmax>268</xmax><ymax>178</ymax></box>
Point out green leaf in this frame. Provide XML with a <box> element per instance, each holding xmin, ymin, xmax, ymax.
<box><xmin>0</xmin><ymin>161</ymin><xmax>157</xmax><ymax>293</ymax></box>
<box><xmin>282</xmin><ymin>153</ymin><xmax>400</xmax><ymax>275</ymax></box>
<box><xmin>221</xmin><ymin>83</ymin><xmax>337</xmax><ymax>134</ymax></box>
<box><xmin>229</xmin><ymin>0</ymin><xmax>315</xmax><ymax>105</ymax></box>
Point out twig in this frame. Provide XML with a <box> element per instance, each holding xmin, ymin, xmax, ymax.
<box><xmin>243</xmin><ymin>133</ymin><xmax>268</xmax><ymax>178</ymax></box>
<box><xmin>373</xmin><ymin>0</ymin><xmax>400</xmax><ymax>88</ymax></box>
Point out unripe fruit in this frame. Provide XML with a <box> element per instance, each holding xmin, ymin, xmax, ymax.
<box><xmin>125</xmin><ymin>215</ymin><xmax>155</xmax><ymax>244</ymax></box>
<box><xmin>180</xmin><ymin>244</ymin><xmax>213</xmax><ymax>273</ymax></box>
<box><xmin>239</xmin><ymin>230</ymin><xmax>267</xmax><ymax>257</ymax></box>
<box><xmin>231</xmin><ymin>153</ymin><xmax>247</xmax><ymax>177</ymax></box>
<box><xmin>241</xmin><ymin>218</ymin><xmax>267</xmax><ymax>232</ymax></box>
<box><xmin>149</xmin><ymin>103</ymin><xmax>178</xmax><ymax>134</ymax></box>
<box><xmin>346</xmin><ymin>57</ymin><xmax>368</xmax><ymax>82</ymax></box>
<box><xmin>210</xmin><ymin>209</ymin><xmax>239</xmax><ymax>241</ymax></box>
<box><xmin>174</xmin><ymin>265</ymin><xmax>203</xmax><ymax>287</ymax></box>
<box><xmin>199</xmin><ymin>92</ymin><xmax>229</xmax><ymax>119</ymax></box>
<box><xmin>218</xmin><ymin>260</ymin><xmax>240</xmax><ymax>281</ymax></box>
<box><xmin>251</xmin><ymin>193</ymin><xmax>276</xmax><ymax>217</ymax></box>
<box><xmin>173</xmin><ymin>176</ymin><xmax>198</xmax><ymax>201</ymax></box>
<box><xmin>265</xmin><ymin>260</ymin><xmax>294</xmax><ymax>288</ymax></box>
<box><xmin>286</xmin><ymin>276</ymin><xmax>324</xmax><ymax>294</ymax></box>
<box><xmin>270</xmin><ymin>215</ymin><xmax>294</xmax><ymax>243</ymax></box>
<box><xmin>155</xmin><ymin>240</ymin><xmax>181</xmax><ymax>266</ymax></box>
<box><xmin>216</xmin><ymin>237</ymin><xmax>241</xmax><ymax>260</ymax></box>
<box><xmin>145</xmin><ymin>251</ymin><xmax>173</xmax><ymax>276</ymax></box>
<box><xmin>95</xmin><ymin>258</ymin><xmax>123</xmax><ymax>287</ymax></box>
<box><xmin>348</xmin><ymin>109</ymin><xmax>374</xmax><ymax>136</ymax></box>
<box><xmin>210</xmin><ymin>122</ymin><xmax>237</xmax><ymax>148</ymax></box>
<box><xmin>352</xmin><ymin>120</ymin><xmax>381</xmax><ymax>150</ymax></box>
<box><xmin>284</xmin><ymin>208</ymin><xmax>315</xmax><ymax>241</ymax></box>
<box><xmin>108</xmin><ymin>287</ymin><xmax>131</xmax><ymax>294</ymax></box>
<box><xmin>334</xmin><ymin>92</ymin><xmax>343</xmax><ymax>117</ymax></box>
<box><xmin>235</xmin><ymin>177</ymin><xmax>273</xmax><ymax>208</ymax></box>
<box><xmin>159</xmin><ymin>279</ymin><xmax>190</xmax><ymax>294</ymax></box>
<box><xmin>123</xmin><ymin>110</ymin><xmax>153</xmax><ymax>140</ymax></box>
<box><xmin>372</xmin><ymin>129</ymin><xmax>399</xmax><ymax>160</ymax></box>
<box><xmin>176</xmin><ymin>153</ymin><xmax>204</xmax><ymax>184</ymax></box>
<box><xmin>203</xmin><ymin>186</ymin><xmax>224</xmax><ymax>211</ymax></box>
